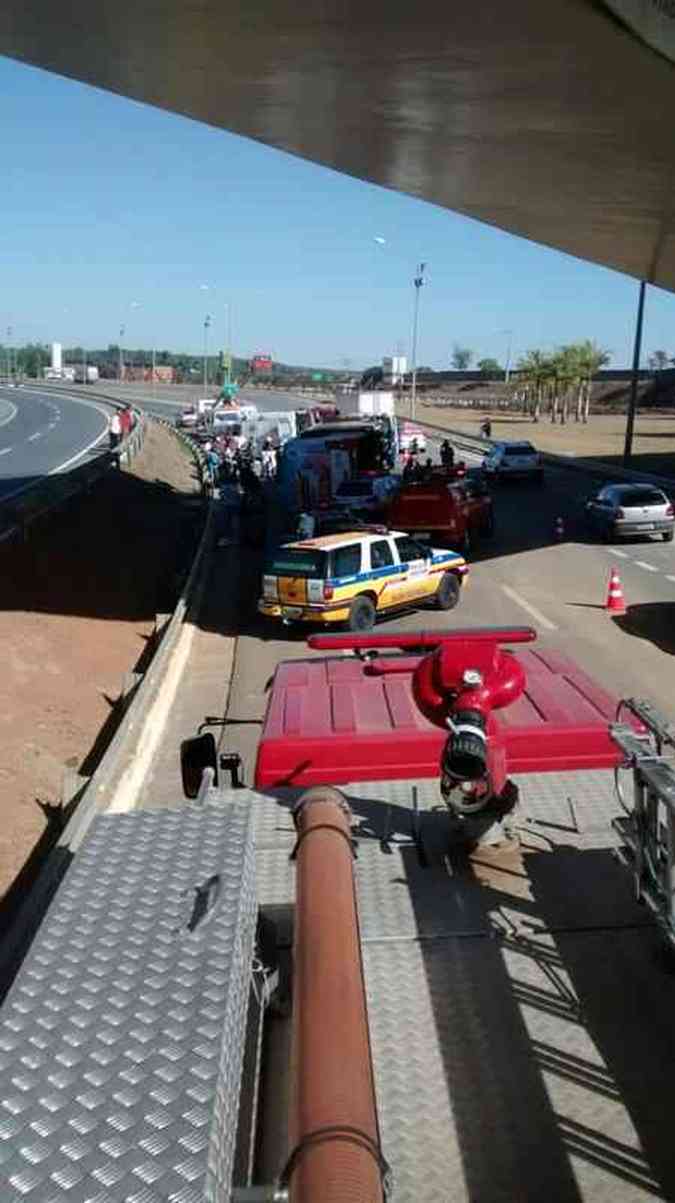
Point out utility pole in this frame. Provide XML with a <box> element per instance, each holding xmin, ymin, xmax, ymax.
<box><xmin>82</xmin><ymin>345</ymin><xmax>86</xmax><ymax>384</ymax></box>
<box><xmin>119</xmin><ymin>325</ymin><xmax>125</xmax><ymax>383</ymax></box>
<box><xmin>410</xmin><ymin>263</ymin><xmax>427</xmax><ymax>422</ymax></box>
<box><xmin>203</xmin><ymin>314</ymin><xmax>211</xmax><ymax>391</ymax></box>
<box><xmin>6</xmin><ymin>326</ymin><xmax>13</xmax><ymax>382</ymax></box>
<box><xmin>623</xmin><ymin>280</ymin><xmax>646</xmax><ymax>468</ymax></box>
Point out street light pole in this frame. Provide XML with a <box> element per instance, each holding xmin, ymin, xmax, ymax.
<box><xmin>119</xmin><ymin>325</ymin><xmax>125</xmax><ymax>383</ymax></box>
<box><xmin>504</xmin><ymin>330</ymin><xmax>513</xmax><ymax>384</ymax></box>
<box><xmin>623</xmin><ymin>279</ymin><xmax>647</xmax><ymax>468</ymax></box>
<box><xmin>203</xmin><ymin>314</ymin><xmax>211</xmax><ymax>391</ymax></box>
<box><xmin>410</xmin><ymin>263</ymin><xmax>427</xmax><ymax>422</ymax></box>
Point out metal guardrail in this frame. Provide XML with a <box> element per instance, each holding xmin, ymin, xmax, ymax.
<box><xmin>0</xmin><ymin>399</ymin><xmax>146</xmax><ymax>544</ymax></box>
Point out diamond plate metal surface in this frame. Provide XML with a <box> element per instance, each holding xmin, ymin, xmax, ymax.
<box><xmin>0</xmin><ymin>806</ymin><xmax>256</xmax><ymax>1203</ymax></box>
<box><xmin>246</xmin><ymin>775</ymin><xmax>670</xmax><ymax>1201</ymax></box>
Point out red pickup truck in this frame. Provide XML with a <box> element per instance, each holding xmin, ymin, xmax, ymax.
<box><xmin>387</xmin><ymin>469</ymin><xmax>494</xmax><ymax>553</ymax></box>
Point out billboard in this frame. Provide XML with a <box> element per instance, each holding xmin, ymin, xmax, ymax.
<box><xmin>250</xmin><ymin>354</ymin><xmax>273</xmax><ymax>374</ymax></box>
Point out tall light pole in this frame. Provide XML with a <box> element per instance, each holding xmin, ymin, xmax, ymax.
<box><xmin>119</xmin><ymin>325</ymin><xmax>125</xmax><ymax>383</ymax></box>
<box><xmin>623</xmin><ymin>280</ymin><xmax>647</xmax><ymax>468</ymax></box>
<box><xmin>203</xmin><ymin>314</ymin><xmax>211</xmax><ymax>391</ymax></box>
<box><xmin>6</xmin><ymin>326</ymin><xmax>12</xmax><ymax>382</ymax></box>
<box><xmin>225</xmin><ymin>304</ymin><xmax>232</xmax><ymax>384</ymax></box>
<box><xmin>503</xmin><ymin>329</ymin><xmax>513</xmax><ymax>384</ymax></box>
<box><xmin>410</xmin><ymin>263</ymin><xmax>427</xmax><ymax>422</ymax></box>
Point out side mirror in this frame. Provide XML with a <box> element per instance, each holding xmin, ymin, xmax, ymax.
<box><xmin>180</xmin><ymin>733</ymin><xmax>218</xmax><ymax>798</ymax></box>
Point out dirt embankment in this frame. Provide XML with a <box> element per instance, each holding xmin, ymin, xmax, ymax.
<box><xmin>0</xmin><ymin>421</ymin><xmax>203</xmax><ymax>912</ymax></box>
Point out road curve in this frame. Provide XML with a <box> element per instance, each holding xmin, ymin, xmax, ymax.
<box><xmin>0</xmin><ymin>386</ymin><xmax>110</xmax><ymax>504</ymax></box>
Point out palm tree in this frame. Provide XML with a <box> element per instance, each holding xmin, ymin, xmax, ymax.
<box><xmin>516</xmin><ymin>349</ymin><xmax>550</xmax><ymax>422</ymax></box>
<box><xmin>576</xmin><ymin>340</ymin><xmax>610</xmax><ymax>423</ymax></box>
<box><xmin>553</xmin><ymin>346</ymin><xmax>581</xmax><ymax>425</ymax></box>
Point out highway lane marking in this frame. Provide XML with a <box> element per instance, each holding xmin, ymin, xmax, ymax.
<box><xmin>667</xmin><ymin>575</ymin><xmax>675</xmax><ymax>583</ymax></box>
<box><xmin>500</xmin><ymin>584</ymin><xmax>557</xmax><ymax>631</ymax></box>
<box><xmin>611</xmin><ymin>549</ymin><xmax>629</xmax><ymax>558</ymax></box>
<box><xmin>0</xmin><ymin>446</ymin><xmax>13</xmax><ymax>456</ymax></box>
<box><xmin>0</xmin><ymin>400</ymin><xmax>18</xmax><ymax>427</ymax></box>
<box><xmin>28</xmin><ymin>431</ymin><xmax>42</xmax><ymax>441</ymax></box>
<box><xmin>634</xmin><ymin>560</ymin><xmax>658</xmax><ymax>572</ymax></box>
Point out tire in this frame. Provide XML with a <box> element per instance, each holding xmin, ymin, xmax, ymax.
<box><xmin>348</xmin><ymin>594</ymin><xmax>376</xmax><ymax>632</ymax></box>
<box><xmin>602</xmin><ymin>524</ymin><xmax>614</xmax><ymax>544</ymax></box>
<box><xmin>663</xmin><ymin>530</ymin><xmax>674</xmax><ymax>543</ymax></box>
<box><xmin>435</xmin><ymin>572</ymin><xmax>461</xmax><ymax>611</ymax></box>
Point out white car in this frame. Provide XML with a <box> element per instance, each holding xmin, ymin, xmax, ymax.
<box><xmin>176</xmin><ymin>407</ymin><xmax>198</xmax><ymax>428</ymax></box>
<box><xmin>483</xmin><ymin>440</ymin><xmax>543</xmax><ymax>483</ymax></box>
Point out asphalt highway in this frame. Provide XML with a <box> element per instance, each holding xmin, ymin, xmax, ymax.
<box><xmin>61</xmin><ymin>380</ymin><xmax>675</xmax><ymax>726</ymax></box>
<box><xmin>0</xmin><ymin>386</ymin><xmax>110</xmax><ymax>503</ymax></box>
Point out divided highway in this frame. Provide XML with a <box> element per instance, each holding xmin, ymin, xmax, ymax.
<box><xmin>0</xmin><ymin>386</ymin><xmax>110</xmax><ymax>503</ymax></box>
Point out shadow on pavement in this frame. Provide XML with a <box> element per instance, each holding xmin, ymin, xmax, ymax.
<box><xmin>612</xmin><ymin>603</ymin><xmax>675</xmax><ymax>656</ymax></box>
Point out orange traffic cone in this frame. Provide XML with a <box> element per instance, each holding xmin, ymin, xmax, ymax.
<box><xmin>606</xmin><ymin>567</ymin><xmax>626</xmax><ymax>614</ymax></box>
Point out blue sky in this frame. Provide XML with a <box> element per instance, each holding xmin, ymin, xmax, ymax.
<box><xmin>2</xmin><ymin>54</ymin><xmax>675</xmax><ymax>370</ymax></box>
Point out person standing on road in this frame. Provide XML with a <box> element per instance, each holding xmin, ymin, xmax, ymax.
<box><xmin>109</xmin><ymin>410</ymin><xmax>122</xmax><ymax>449</ymax></box>
<box><xmin>480</xmin><ymin>418</ymin><xmax>492</xmax><ymax>439</ymax></box>
<box><xmin>440</xmin><ymin>439</ymin><xmax>455</xmax><ymax>469</ymax></box>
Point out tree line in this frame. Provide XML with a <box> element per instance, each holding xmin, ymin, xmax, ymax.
<box><xmin>514</xmin><ymin>342</ymin><xmax>610</xmax><ymax>423</ymax></box>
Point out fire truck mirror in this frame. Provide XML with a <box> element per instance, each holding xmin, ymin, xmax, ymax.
<box><xmin>180</xmin><ymin>733</ymin><xmax>218</xmax><ymax>798</ymax></box>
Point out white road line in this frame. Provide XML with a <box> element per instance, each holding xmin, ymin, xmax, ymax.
<box><xmin>28</xmin><ymin>431</ymin><xmax>42</xmax><ymax>442</ymax></box>
<box><xmin>634</xmin><ymin>560</ymin><xmax>658</xmax><ymax>572</ymax></box>
<box><xmin>667</xmin><ymin>575</ymin><xmax>675</xmax><ymax>583</ymax></box>
<box><xmin>611</xmin><ymin>549</ymin><xmax>629</xmax><ymax>559</ymax></box>
<box><xmin>500</xmin><ymin>584</ymin><xmax>557</xmax><ymax>630</ymax></box>
<box><xmin>0</xmin><ymin>446</ymin><xmax>12</xmax><ymax>456</ymax></box>
<box><xmin>0</xmin><ymin>401</ymin><xmax>18</xmax><ymax>427</ymax></box>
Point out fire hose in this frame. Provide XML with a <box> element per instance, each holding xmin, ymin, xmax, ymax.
<box><xmin>283</xmin><ymin>787</ymin><xmax>389</xmax><ymax>1203</ymax></box>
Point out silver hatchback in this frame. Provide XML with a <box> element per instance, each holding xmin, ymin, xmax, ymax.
<box><xmin>483</xmin><ymin>440</ymin><xmax>543</xmax><ymax>483</ymax></box>
<box><xmin>585</xmin><ymin>483</ymin><xmax>674</xmax><ymax>542</ymax></box>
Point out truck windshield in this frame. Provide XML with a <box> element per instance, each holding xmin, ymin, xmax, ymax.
<box><xmin>267</xmin><ymin>550</ymin><xmax>326</xmax><ymax>578</ymax></box>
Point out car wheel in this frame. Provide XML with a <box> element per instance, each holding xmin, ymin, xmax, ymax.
<box><xmin>435</xmin><ymin>572</ymin><xmax>461</xmax><ymax>611</ymax></box>
<box><xmin>663</xmin><ymin>530</ymin><xmax>674</xmax><ymax>543</ymax></box>
<box><xmin>602</xmin><ymin>524</ymin><xmax>614</xmax><ymax>543</ymax></box>
<box><xmin>348</xmin><ymin>595</ymin><xmax>376</xmax><ymax>632</ymax></box>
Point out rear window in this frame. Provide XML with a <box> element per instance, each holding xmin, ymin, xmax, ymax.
<box><xmin>332</xmin><ymin>544</ymin><xmax>362</xmax><ymax>576</ymax></box>
<box><xmin>504</xmin><ymin>443</ymin><xmax>536</xmax><ymax>455</ymax></box>
<box><xmin>615</xmin><ymin>488</ymin><xmax>666</xmax><ymax>506</ymax></box>
<box><xmin>267</xmin><ymin>550</ymin><xmax>326</xmax><ymax>578</ymax></box>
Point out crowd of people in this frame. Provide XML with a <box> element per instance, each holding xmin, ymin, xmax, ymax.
<box><xmin>400</xmin><ymin>438</ymin><xmax>463</xmax><ymax>482</ymax></box>
<box><xmin>201</xmin><ymin>434</ymin><xmax>279</xmax><ymax>493</ymax></box>
<box><xmin>108</xmin><ymin>405</ymin><xmax>136</xmax><ymax>449</ymax></box>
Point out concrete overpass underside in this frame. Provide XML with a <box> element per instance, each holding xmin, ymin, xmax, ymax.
<box><xmin>2</xmin><ymin>1</ymin><xmax>675</xmax><ymax>288</ymax></box>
